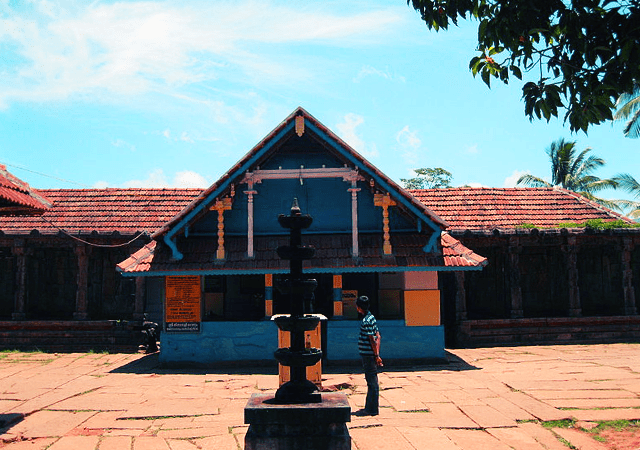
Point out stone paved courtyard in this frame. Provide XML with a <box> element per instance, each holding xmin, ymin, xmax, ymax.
<box><xmin>1</xmin><ymin>343</ymin><xmax>640</xmax><ymax>449</ymax></box>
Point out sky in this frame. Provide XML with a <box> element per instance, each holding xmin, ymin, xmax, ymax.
<box><xmin>1</xmin><ymin>0</ymin><xmax>639</xmax><ymax>208</ymax></box>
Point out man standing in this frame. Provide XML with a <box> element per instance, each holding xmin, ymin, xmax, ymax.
<box><xmin>355</xmin><ymin>295</ymin><xmax>383</xmax><ymax>416</ymax></box>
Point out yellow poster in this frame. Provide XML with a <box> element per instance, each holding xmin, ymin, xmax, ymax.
<box><xmin>165</xmin><ymin>276</ymin><xmax>201</xmax><ymax>332</ymax></box>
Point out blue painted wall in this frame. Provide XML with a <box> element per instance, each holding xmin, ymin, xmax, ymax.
<box><xmin>159</xmin><ymin>320</ymin><xmax>445</xmax><ymax>365</ymax></box>
<box><xmin>325</xmin><ymin>320</ymin><xmax>445</xmax><ymax>362</ymax></box>
<box><xmin>159</xmin><ymin>321</ymin><xmax>278</xmax><ymax>365</ymax></box>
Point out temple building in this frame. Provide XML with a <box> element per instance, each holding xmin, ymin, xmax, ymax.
<box><xmin>0</xmin><ymin>107</ymin><xmax>638</xmax><ymax>359</ymax></box>
<box><xmin>116</xmin><ymin>107</ymin><xmax>486</xmax><ymax>365</ymax></box>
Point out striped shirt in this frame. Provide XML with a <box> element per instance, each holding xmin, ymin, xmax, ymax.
<box><xmin>358</xmin><ymin>311</ymin><xmax>379</xmax><ymax>356</ymax></box>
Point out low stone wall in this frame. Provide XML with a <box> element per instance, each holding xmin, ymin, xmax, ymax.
<box><xmin>456</xmin><ymin>316</ymin><xmax>640</xmax><ymax>347</ymax></box>
<box><xmin>0</xmin><ymin>320</ymin><xmax>141</xmax><ymax>352</ymax></box>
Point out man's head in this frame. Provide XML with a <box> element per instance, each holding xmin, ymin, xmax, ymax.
<box><xmin>356</xmin><ymin>295</ymin><xmax>370</xmax><ymax>314</ymax></box>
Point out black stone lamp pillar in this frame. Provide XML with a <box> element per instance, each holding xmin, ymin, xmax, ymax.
<box><xmin>273</xmin><ymin>198</ymin><xmax>322</xmax><ymax>404</ymax></box>
<box><xmin>244</xmin><ymin>198</ymin><xmax>351</xmax><ymax>450</ymax></box>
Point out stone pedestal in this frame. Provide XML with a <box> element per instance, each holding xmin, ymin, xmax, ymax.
<box><xmin>244</xmin><ymin>392</ymin><xmax>351</xmax><ymax>449</ymax></box>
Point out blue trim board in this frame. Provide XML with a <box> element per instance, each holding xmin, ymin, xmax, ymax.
<box><xmin>164</xmin><ymin>120</ymin><xmax>296</xmax><ymax>260</ymax></box>
<box><xmin>121</xmin><ymin>264</ymin><xmax>482</xmax><ymax>277</ymax></box>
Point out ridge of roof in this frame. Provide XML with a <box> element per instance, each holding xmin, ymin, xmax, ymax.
<box><xmin>0</xmin><ymin>165</ymin><xmax>52</xmax><ymax>212</ymax></box>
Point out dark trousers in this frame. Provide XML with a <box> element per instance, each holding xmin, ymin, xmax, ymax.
<box><xmin>361</xmin><ymin>355</ymin><xmax>379</xmax><ymax>414</ymax></box>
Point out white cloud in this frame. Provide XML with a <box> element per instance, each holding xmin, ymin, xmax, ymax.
<box><xmin>503</xmin><ymin>169</ymin><xmax>528</xmax><ymax>188</ymax></box>
<box><xmin>353</xmin><ymin>65</ymin><xmax>405</xmax><ymax>83</ymax></box>
<box><xmin>0</xmin><ymin>1</ymin><xmax>404</xmax><ymax>109</ymax></box>
<box><xmin>157</xmin><ymin>128</ymin><xmax>202</xmax><ymax>144</ymax></box>
<box><xmin>95</xmin><ymin>168</ymin><xmax>208</xmax><ymax>188</ymax></box>
<box><xmin>111</xmin><ymin>139</ymin><xmax>136</xmax><ymax>151</ymax></box>
<box><xmin>123</xmin><ymin>168</ymin><xmax>170</xmax><ymax>188</ymax></box>
<box><xmin>466</xmin><ymin>144</ymin><xmax>479</xmax><ymax>154</ymax></box>
<box><xmin>93</xmin><ymin>180</ymin><xmax>109</xmax><ymax>189</ymax></box>
<box><xmin>395</xmin><ymin>125</ymin><xmax>422</xmax><ymax>166</ymax></box>
<box><xmin>174</xmin><ymin>170</ymin><xmax>208</xmax><ymax>187</ymax></box>
<box><xmin>180</xmin><ymin>132</ymin><xmax>195</xmax><ymax>144</ymax></box>
<box><xmin>335</xmin><ymin>113</ymin><xmax>378</xmax><ymax>158</ymax></box>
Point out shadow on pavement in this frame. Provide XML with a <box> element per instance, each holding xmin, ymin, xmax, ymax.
<box><xmin>110</xmin><ymin>353</ymin><xmax>278</xmax><ymax>375</ymax></box>
<box><xmin>111</xmin><ymin>350</ymin><xmax>478</xmax><ymax>375</ymax></box>
<box><xmin>0</xmin><ymin>413</ymin><xmax>24</xmax><ymax>436</ymax></box>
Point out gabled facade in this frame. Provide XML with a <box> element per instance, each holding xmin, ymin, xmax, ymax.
<box><xmin>117</xmin><ymin>107</ymin><xmax>486</xmax><ymax>364</ymax></box>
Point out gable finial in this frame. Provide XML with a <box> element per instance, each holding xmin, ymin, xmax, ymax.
<box><xmin>295</xmin><ymin>115</ymin><xmax>305</xmax><ymax>137</ymax></box>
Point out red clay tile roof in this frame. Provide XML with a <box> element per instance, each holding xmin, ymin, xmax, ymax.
<box><xmin>0</xmin><ymin>189</ymin><xmax>200</xmax><ymax>236</ymax></box>
<box><xmin>0</xmin><ymin>186</ymin><xmax>633</xmax><ymax>239</ymax></box>
<box><xmin>409</xmin><ymin>187</ymin><xmax>634</xmax><ymax>231</ymax></box>
<box><xmin>0</xmin><ymin>165</ymin><xmax>52</xmax><ymax>212</ymax></box>
<box><xmin>117</xmin><ymin>232</ymin><xmax>487</xmax><ymax>274</ymax></box>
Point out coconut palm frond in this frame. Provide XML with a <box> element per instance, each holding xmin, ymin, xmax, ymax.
<box><xmin>614</xmin><ymin>86</ymin><xmax>640</xmax><ymax>120</ymax></box>
<box><xmin>615</xmin><ymin>85</ymin><xmax>640</xmax><ymax>139</ymax></box>
<box><xmin>527</xmin><ymin>138</ymin><xmax>618</xmax><ymax>201</ymax></box>
<box><xmin>622</xmin><ymin>108</ymin><xmax>640</xmax><ymax>138</ymax></box>
<box><xmin>614</xmin><ymin>173</ymin><xmax>640</xmax><ymax>199</ymax></box>
<box><xmin>516</xmin><ymin>174</ymin><xmax>550</xmax><ymax>188</ymax></box>
<box><xmin>578</xmin><ymin>192</ymin><xmax>625</xmax><ymax>211</ymax></box>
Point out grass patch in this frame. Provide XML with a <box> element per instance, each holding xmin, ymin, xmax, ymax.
<box><xmin>556</xmin><ymin>436</ymin><xmax>577</xmax><ymax>449</ymax></box>
<box><xmin>591</xmin><ymin>419</ymin><xmax>640</xmax><ymax>433</ymax></box>
<box><xmin>542</xmin><ymin>419</ymin><xmax>576</xmax><ymax>429</ymax></box>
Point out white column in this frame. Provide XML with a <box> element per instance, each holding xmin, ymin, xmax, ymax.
<box><xmin>348</xmin><ymin>184</ymin><xmax>360</xmax><ymax>257</ymax></box>
<box><xmin>245</xmin><ymin>183</ymin><xmax>257</xmax><ymax>258</ymax></box>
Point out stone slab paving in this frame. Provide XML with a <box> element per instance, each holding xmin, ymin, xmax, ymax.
<box><xmin>1</xmin><ymin>343</ymin><xmax>640</xmax><ymax>449</ymax></box>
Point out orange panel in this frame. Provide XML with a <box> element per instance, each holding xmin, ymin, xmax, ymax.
<box><xmin>403</xmin><ymin>271</ymin><xmax>438</xmax><ymax>290</ymax></box>
<box><xmin>278</xmin><ymin>324</ymin><xmax>322</xmax><ymax>387</ymax></box>
<box><xmin>333</xmin><ymin>300</ymin><xmax>343</xmax><ymax>317</ymax></box>
<box><xmin>265</xmin><ymin>299</ymin><xmax>273</xmax><ymax>317</ymax></box>
<box><xmin>404</xmin><ymin>290</ymin><xmax>440</xmax><ymax>326</ymax></box>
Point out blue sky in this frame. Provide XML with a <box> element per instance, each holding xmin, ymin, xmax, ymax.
<box><xmin>1</xmin><ymin>0</ymin><xmax>639</xmax><ymax>207</ymax></box>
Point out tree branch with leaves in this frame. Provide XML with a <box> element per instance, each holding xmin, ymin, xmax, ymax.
<box><xmin>401</xmin><ymin>167</ymin><xmax>453</xmax><ymax>189</ymax></box>
<box><xmin>407</xmin><ymin>0</ymin><xmax>640</xmax><ymax>133</ymax></box>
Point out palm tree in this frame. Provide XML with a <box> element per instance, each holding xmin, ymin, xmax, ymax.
<box><xmin>613</xmin><ymin>173</ymin><xmax>640</xmax><ymax>219</ymax></box>
<box><xmin>517</xmin><ymin>138</ymin><xmax>620</xmax><ymax>209</ymax></box>
<box><xmin>614</xmin><ymin>85</ymin><xmax>640</xmax><ymax>138</ymax></box>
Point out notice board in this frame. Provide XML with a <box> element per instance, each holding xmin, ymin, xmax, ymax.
<box><xmin>165</xmin><ymin>276</ymin><xmax>201</xmax><ymax>332</ymax></box>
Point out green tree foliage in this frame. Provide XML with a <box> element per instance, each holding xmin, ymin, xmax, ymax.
<box><xmin>401</xmin><ymin>167</ymin><xmax>453</xmax><ymax>189</ymax></box>
<box><xmin>406</xmin><ymin>0</ymin><xmax>640</xmax><ymax>133</ymax></box>
<box><xmin>517</xmin><ymin>138</ymin><xmax>620</xmax><ymax>208</ymax></box>
<box><xmin>614</xmin><ymin>84</ymin><xmax>640</xmax><ymax>138</ymax></box>
<box><xmin>613</xmin><ymin>173</ymin><xmax>640</xmax><ymax>218</ymax></box>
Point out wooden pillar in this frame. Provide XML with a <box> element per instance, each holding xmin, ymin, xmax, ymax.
<box><xmin>265</xmin><ymin>274</ymin><xmax>274</xmax><ymax>317</ymax></box>
<box><xmin>374</xmin><ymin>193</ymin><xmax>396</xmax><ymax>255</ymax></box>
<box><xmin>622</xmin><ymin>237</ymin><xmax>637</xmax><ymax>315</ymax></box>
<box><xmin>133</xmin><ymin>276</ymin><xmax>146</xmax><ymax>320</ymax></box>
<box><xmin>11</xmin><ymin>239</ymin><xmax>27</xmax><ymax>320</ymax></box>
<box><xmin>454</xmin><ymin>271</ymin><xmax>467</xmax><ymax>321</ymax></box>
<box><xmin>564</xmin><ymin>235</ymin><xmax>582</xmax><ymax>317</ymax></box>
<box><xmin>332</xmin><ymin>275</ymin><xmax>343</xmax><ymax>318</ymax></box>
<box><xmin>210</xmin><ymin>197</ymin><xmax>233</xmax><ymax>260</ymax></box>
<box><xmin>508</xmin><ymin>238</ymin><xmax>524</xmax><ymax>319</ymax></box>
<box><xmin>74</xmin><ymin>244</ymin><xmax>90</xmax><ymax>320</ymax></box>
